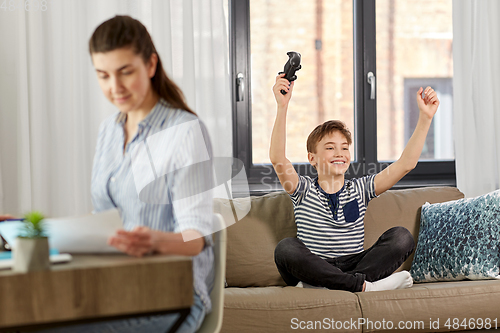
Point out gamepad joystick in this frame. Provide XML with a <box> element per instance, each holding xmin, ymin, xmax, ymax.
<box><xmin>279</xmin><ymin>51</ymin><xmax>301</xmax><ymax>95</ymax></box>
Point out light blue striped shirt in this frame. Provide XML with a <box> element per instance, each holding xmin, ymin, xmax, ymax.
<box><xmin>289</xmin><ymin>174</ymin><xmax>377</xmax><ymax>259</ymax></box>
<box><xmin>91</xmin><ymin>98</ymin><xmax>214</xmax><ymax>312</ymax></box>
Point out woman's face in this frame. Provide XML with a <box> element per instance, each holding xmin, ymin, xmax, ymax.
<box><xmin>92</xmin><ymin>47</ymin><xmax>157</xmax><ymax>113</ymax></box>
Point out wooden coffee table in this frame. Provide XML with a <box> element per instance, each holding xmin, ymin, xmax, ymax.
<box><xmin>0</xmin><ymin>254</ymin><xmax>193</xmax><ymax>332</ymax></box>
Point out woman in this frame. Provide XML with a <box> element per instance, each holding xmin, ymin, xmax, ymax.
<box><xmin>68</xmin><ymin>15</ymin><xmax>213</xmax><ymax>332</ymax></box>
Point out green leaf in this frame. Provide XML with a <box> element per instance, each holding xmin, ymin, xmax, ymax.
<box><xmin>20</xmin><ymin>211</ymin><xmax>47</xmax><ymax>238</ymax></box>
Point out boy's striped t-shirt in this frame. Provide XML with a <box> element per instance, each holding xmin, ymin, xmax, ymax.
<box><xmin>289</xmin><ymin>174</ymin><xmax>377</xmax><ymax>259</ymax></box>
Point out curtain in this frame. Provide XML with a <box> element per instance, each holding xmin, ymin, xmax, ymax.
<box><xmin>0</xmin><ymin>161</ymin><xmax>3</xmax><ymax>213</ymax></box>
<box><xmin>0</xmin><ymin>0</ymin><xmax>231</xmax><ymax>216</ymax></box>
<box><xmin>453</xmin><ymin>0</ymin><xmax>500</xmax><ymax>198</ymax></box>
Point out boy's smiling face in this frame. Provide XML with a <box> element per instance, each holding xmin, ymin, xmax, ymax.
<box><xmin>308</xmin><ymin>131</ymin><xmax>351</xmax><ymax>177</ymax></box>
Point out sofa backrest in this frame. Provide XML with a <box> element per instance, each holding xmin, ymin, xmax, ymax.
<box><xmin>363</xmin><ymin>187</ymin><xmax>464</xmax><ymax>271</ymax></box>
<box><xmin>214</xmin><ymin>186</ymin><xmax>464</xmax><ymax>288</ymax></box>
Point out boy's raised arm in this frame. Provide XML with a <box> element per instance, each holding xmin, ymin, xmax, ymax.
<box><xmin>374</xmin><ymin>86</ymin><xmax>439</xmax><ymax>195</ymax></box>
<box><xmin>269</xmin><ymin>74</ymin><xmax>299</xmax><ymax>194</ymax></box>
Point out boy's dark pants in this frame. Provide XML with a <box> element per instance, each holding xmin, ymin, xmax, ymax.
<box><xmin>274</xmin><ymin>227</ymin><xmax>415</xmax><ymax>292</ymax></box>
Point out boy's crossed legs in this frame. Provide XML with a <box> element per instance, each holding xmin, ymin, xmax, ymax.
<box><xmin>274</xmin><ymin>226</ymin><xmax>415</xmax><ymax>292</ymax></box>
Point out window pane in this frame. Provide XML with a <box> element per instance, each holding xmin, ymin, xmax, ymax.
<box><xmin>376</xmin><ymin>0</ymin><xmax>454</xmax><ymax>161</ymax></box>
<box><xmin>250</xmin><ymin>0</ymin><xmax>354</xmax><ymax>164</ymax></box>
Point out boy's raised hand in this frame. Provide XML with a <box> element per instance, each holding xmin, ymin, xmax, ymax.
<box><xmin>273</xmin><ymin>73</ymin><xmax>295</xmax><ymax>108</ymax></box>
<box><xmin>416</xmin><ymin>86</ymin><xmax>439</xmax><ymax>120</ymax></box>
<box><xmin>270</xmin><ymin>73</ymin><xmax>299</xmax><ymax>194</ymax></box>
<box><xmin>375</xmin><ymin>85</ymin><xmax>440</xmax><ymax>196</ymax></box>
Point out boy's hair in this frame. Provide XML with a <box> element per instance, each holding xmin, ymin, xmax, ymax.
<box><xmin>307</xmin><ymin>120</ymin><xmax>352</xmax><ymax>153</ymax></box>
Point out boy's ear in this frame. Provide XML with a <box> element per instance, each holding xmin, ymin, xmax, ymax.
<box><xmin>308</xmin><ymin>152</ymin><xmax>316</xmax><ymax>168</ymax></box>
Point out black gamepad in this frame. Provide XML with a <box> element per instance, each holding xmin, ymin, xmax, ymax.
<box><xmin>279</xmin><ymin>51</ymin><xmax>301</xmax><ymax>95</ymax></box>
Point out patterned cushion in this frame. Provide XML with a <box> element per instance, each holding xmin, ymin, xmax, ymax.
<box><xmin>410</xmin><ymin>190</ymin><xmax>500</xmax><ymax>282</ymax></box>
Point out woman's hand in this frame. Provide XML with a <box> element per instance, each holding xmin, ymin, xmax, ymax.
<box><xmin>109</xmin><ymin>227</ymin><xmax>206</xmax><ymax>257</ymax></box>
<box><xmin>273</xmin><ymin>73</ymin><xmax>295</xmax><ymax>109</ymax></box>
<box><xmin>108</xmin><ymin>226</ymin><xmax>158</xmax><ymax>257</ymax></box>
<box><xmin>0</xmin><ymin>214</ymin><xmax>15</xmax><ymax>222</ymax></box>
<box><xmin>416</xmin><ymin>86</ymin><xmax>439</xmax><ymax>120</ymax></box>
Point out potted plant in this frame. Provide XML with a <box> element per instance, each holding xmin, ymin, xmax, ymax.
<box><xmin>13</xmin><ymin>211</ymin><xmax>50</xmax><ymax>273</ymax></box>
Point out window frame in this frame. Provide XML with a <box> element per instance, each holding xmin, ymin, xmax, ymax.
<box><xmin>229</xmin><ymin>0</ymin><xmax>456</xmax><ymax>195</ymax></box>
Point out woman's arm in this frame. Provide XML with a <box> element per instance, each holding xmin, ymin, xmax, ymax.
<box><xmin>0</xmin><ymin>214</ymin><xmax>15</xmax><ymax>222</ymax></box>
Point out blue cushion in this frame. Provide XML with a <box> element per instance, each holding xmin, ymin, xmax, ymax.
<box><xmin>410</xmin><ymin>190</ymin><xmax>500</xmax><ymax>283</ymax></box>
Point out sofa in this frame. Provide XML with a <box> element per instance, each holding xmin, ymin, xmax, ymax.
<box><xmin>214</xmin><ymin>186</ymin><xmax>500</xmax><ymax>332</ymax></box>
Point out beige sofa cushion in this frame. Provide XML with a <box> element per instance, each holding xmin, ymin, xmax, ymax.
<box><xmin>364</xmin><ymin>186</ymin><xmax>464</xmax><ymax>271</ymax></box>
<box><xmin>214</xmin><ymin>192</ymin><xmax>296</xmax><ymax>287</ymax></box>
<box><xmin>222</xmin><ymin>280</ymin><xmax>500</xmax><ymax>333</ymax></box>
<box><xmin>356</xmin><ymin>279</ymin><xmax>500</xmax><ymax>333</ymax></box>
<box><xmin>214</xmin><ymin>186</ymin><xmax>464</xmax><ymax>287</ymax></box>
<box><xmin>222</xmin><ymin>286</ymin><xmax>363</xmax><ymax>333</ymax></box>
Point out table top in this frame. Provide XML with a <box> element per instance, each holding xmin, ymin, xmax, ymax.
<box><xmin>0</xmin><ymin>254</ymin><xmax>193</xmax><ymax>329</ymax></box>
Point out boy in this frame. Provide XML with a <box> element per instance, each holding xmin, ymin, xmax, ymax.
<box><xmin>270</xmin><ymin>73</ymin><xmax>439</xmax><ymax>292</ymax></box>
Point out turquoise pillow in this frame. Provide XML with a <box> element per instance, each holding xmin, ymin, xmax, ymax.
<box><xmin>410</xmin><ymin>190</ymin><xmax>500</xmax><ymax>283</ymax></box>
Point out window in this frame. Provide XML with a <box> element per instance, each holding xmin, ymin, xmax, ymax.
<box><xmin>249</xmin><ymin>1</ymin><xmax>355</xmax><ymax>165</ymax></box>
<box><xmin>375</xmin><ymin>0</ymin><xmax>454</xmax><ymax>162</ymax></box>
<box><xmin>230</xmin><ymin>0</ymin><xmax>455</xmax><ymax>193</ymax></box>
<box><xmin>403</xmin><ymin>78</ymin><xmax>453</xmax><ymax>160</ymax></box>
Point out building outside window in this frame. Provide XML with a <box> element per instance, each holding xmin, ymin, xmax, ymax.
<box><xmin>229</xmin><ymin>0</ymin><xmax>454</xmax><ymax>192</ymax></box>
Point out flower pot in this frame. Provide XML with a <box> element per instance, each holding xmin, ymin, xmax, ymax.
<box><xmin>13</xmin><ymin>237</ymin><xmax>50</xmax><ymax>273</ymax></box>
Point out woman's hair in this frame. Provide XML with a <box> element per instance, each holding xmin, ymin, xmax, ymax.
<box><xmin>89</xmin><ymin>15</ymin><xmax>195</xmax><ymax>115</ymax></box>
<box><xmin>307</xmin><ymin>120</ymin><xmax>352</xmax><ymax>153</ymax></box>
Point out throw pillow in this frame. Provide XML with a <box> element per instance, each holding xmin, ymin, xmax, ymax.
<box><xmin>410</xmin><ymin>190</ymin><xmax>500</xmax><ymax>282</ymax></box>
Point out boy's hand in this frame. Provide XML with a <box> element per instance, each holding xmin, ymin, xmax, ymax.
<box><xmin>375</xmin><ymin>86</ymin><xmax>440</xmax><ymax>195</ymax></box>
<box><xmin>416</xmin><ymin>86</ymin><xmax>439</xmax><ymax>120</ymax></box>
<box><xmin>273</xmin><ymin>73</ymin><xmax>295</xmax><ymax>109</ymax></box>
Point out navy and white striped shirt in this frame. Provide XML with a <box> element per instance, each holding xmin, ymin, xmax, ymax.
<box><xmin>289</xmin><ymin>174</ymin><xmax>377</xmax><ymax>259</ymax></box>
<box><xmin>91</xmin><ymin>98</ymin><xmax>214</xmax><ymax>312</ymax></box>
